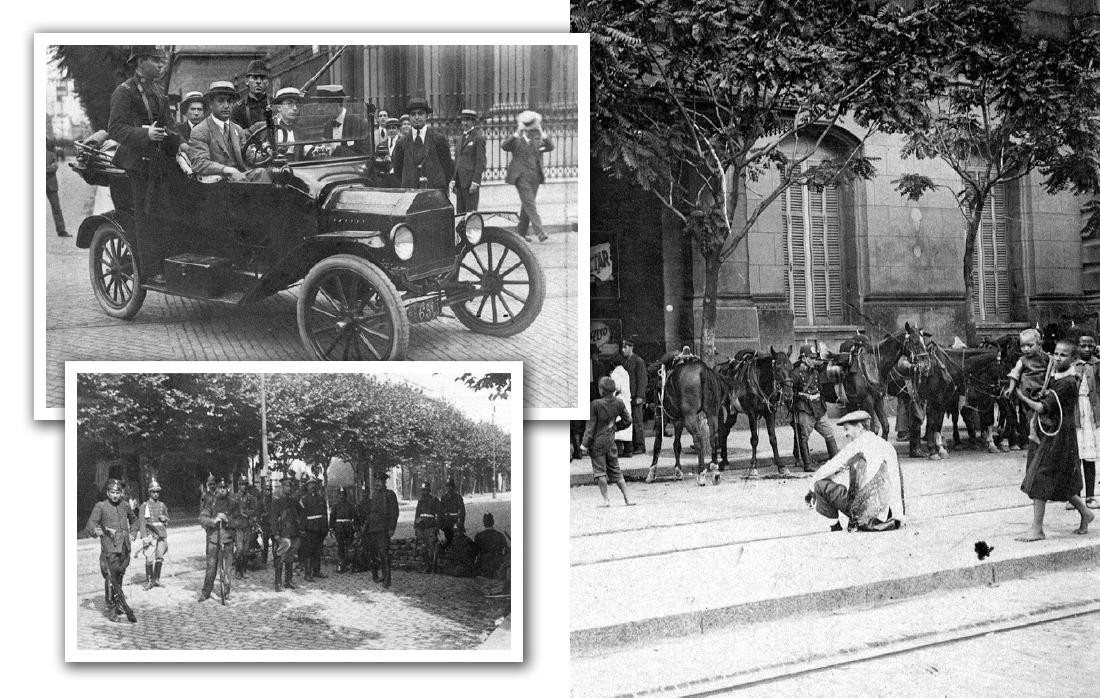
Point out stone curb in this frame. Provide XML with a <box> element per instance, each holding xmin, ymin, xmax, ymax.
<box><xmin>569</xmin><ymin>540</ymin><xmax>1100</xmax><ymax>653</ymax></box>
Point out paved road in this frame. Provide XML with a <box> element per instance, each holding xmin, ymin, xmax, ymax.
<box><xmin>75</xmin><ymin>496</ymin><xmax>512</xmax><ymax>651</ymax></box>
<box><xmin>43</xmin><ymin>165</ymin><xmax>577</xmax><ymax>412</ymax></box>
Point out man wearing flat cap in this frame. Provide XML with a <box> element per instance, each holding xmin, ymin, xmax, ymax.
<box><xmin>806</xmin><ymin>410</ymin><xmax>905</xmax><ymax>532</ymax></box>
<box><xmin>621</xmin><ymin>336</ymin><xmax>648</xmax><ymax>456</ymax></box>
<box><xmin>502</xmin><ymin>109</ymin><xmax>555</xmax><ymax>242</ymax></box>
<box><xmin>231</xmin><ymin>59</ymin><xmax>270</xmax><ymax>130</ymax></box>
<box><xmin>85</xmin><ymin>479</ymin><xmax>138</xmax><ymax>622</ymax></box>
<box><xmin>176</xmin><ymin>91</ymin><xmax>205</xmax><ymax>142</ymax></box>
<box><xmin>188</xmin><ymin>81</ymin><xmax>273</xmax><ymax>183</ymax></box>
<box><xmin>452</xmin><ymin>109</ymin><xmax>486</xmax><ymax>213</ymax></box>
<box><xmin>108</xmin><ymin>45</ymin><xmax>183</xmax><ymax>282</ymax></box>
<box><xmin>364</xmin><ymin>471</ymin><xmax>399</xmax><ymax>587</ymax></box>
<box><xmin>391</xmin><ymin>97</ymin><xmax>454</xmax><ymax>196</ymax></box>
<box><xmin>137</xmin><ymin>479</ymin><xmax>170</xmax><ymax>590</ymax></box>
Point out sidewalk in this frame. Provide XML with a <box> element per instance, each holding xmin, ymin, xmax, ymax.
<box><xmin>570</xmin><ymin>432</ymin><xmax>1100</xmax><ymax>656</ymax></box>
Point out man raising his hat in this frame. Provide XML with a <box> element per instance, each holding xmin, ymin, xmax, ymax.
<box><xmin>231</xmin><ymin>59</ymin><xmax>269</xmax><ymax>130</ymax></box>
<box><xmin>188</xmin><ymin>81</ymin><xmax>273</xmax><ymax>183</ymax></box>
<box><xmin>391</xmin><ymin>97</ymin><xmax>454</xmax><ymax>196</ymax></box>
<box><xmin>85</xmin><ymin>479</ymin><xmax>138</xmax><ymax>622</ymax></box>
<box><xmin>137</xmin><ymin>479</ymin><xmax>170</xmax><ymax>591</ymax></box>
<box><xmin>176</xmin><ymin>91</ymin><xmax>205</xmax><ymax>142</ymax></box>
<box><xmin>502</xmin><ymin>109</ymin><xmax>555</xmax><ymax>242</ymax></box>
<box><xmin>806</xmin><ymin>410</ymin><xmax>905</xmax><ymax>532</ymax></box>
<box><xmin>452</xmin><ymin>109</ymin><xmax>486</xmax><ymax>213</ymax></box>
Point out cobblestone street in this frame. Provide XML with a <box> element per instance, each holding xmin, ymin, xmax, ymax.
<box><xmin>43</xmin><ymin>166</ymin><xmax>578</xmax><ymax>413</ymax></box>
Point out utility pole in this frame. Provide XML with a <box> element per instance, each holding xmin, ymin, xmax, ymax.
<box><xmin>260</xmin><ymin>373</ymin><xmax>269</xmax><ymax>480</ymax></box>
<box><xmin>491</xmin><ymin>402</ymin><xmax>497</xmax><ymax>500</ymax></box>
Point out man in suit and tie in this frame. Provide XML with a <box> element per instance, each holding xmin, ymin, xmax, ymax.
<box><xmin>176</xmin><ymin>91</ymin><xmax>205</xmax><ymax>142</ymax></box>
<box><xmin>392</xmin><ymin>97</ymin><xmax>455</xmax><ymax>196</ymax></box>
<box><xmin>188</xmin><ymin>81</ymin><xmax>272</xmax><ymax>183</ymax></box>
<box><xmin>502</xmin><ymin>110</ymin><xmax>555</xmax><ymax>242</ymax></box>
<box><xmin>249</xmin><ymin>87</ymin><xmax>320</xmax><ymax>162</ymax></box>
<box><xmin>452</xmin><ymin>108</ymin><xmax>486</xmax><ymax>213</ymax></box>
<box><xmin>314</xmin><ymin>84</ymin><xmax>368</xmax><ymax>156</ymax></box>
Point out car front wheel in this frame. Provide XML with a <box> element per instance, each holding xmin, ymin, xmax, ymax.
<box><xmin>449</xmin><ymin>227</ymin><xmax>546</xmax><ymax>336</ymax></box>
<box><xmin>88</xmin><ymin>223</ymin><xmax>146</xmax><ymax>320</ymax></box>
<box><xmin>297</xmin><ymin>255</ymin><xmax>409</xmax><ymax>361</ymax></box>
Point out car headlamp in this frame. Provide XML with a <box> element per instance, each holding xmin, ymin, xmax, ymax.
<box><xmin>390</xmin><ymin>224</ymin><xmax>415</xmax><ymax>261</ymax></box>
<box><xmin>464</xmin><ymin>213</ymin><xmax>483</xmax><ymax>245</ymax></box>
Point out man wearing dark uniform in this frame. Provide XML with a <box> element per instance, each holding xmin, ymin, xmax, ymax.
<box><xmin>452</xmin><ymin>108</ymin><xmax>486</xmax><ymax>213</ymax></box>
<box><xmin>107</xmin><ymin>45</ymin><xmax>182</xmax><ymax>282</ymax></box>
<box><xmin>137</xmin><ymin>479</ymin><xmax>170</xmax><ymax>590</ymax></box>
<box><xmin>85</xmin><ymin>479</ymin><xmax>138</xmax><ymax>623</ymax></box>
<box><xmin>792</xmin><ymin>345</ymin><xmax>840</xmax><ymax>472</ymax></box>
<box><xmin>474</xmin><ymin>512</ymin><xmax>510</xmax><ymax>580</ymax></box>
<box><xmin>197</xmin><ymin>478</ymin><xmax>242</xmax><ymax>603</ymax></box>
<box><xmin>366</xmin><ymin>471</ymin><xmax>400</xmax><ymax>587</ymax></box>
<box><xmin>439</xmin><ymin>478</ymin><xmax>466</xmax><ymax>550</ymax></box>
<box><xmin>272</xmin><ymin>478</ymin><xmax>302</xmax><ymax>591</ymax></box>
<box><xmin>234</xmin><ymin>478</ymin><xmax>259</xmax><ymax>579</ymax></box>
<box><xmin>621</xmin><ymin>337</ymin><xmax>648</xmax><ymax>455</ymax></box>
<box><xmin>258</xmin><ymin>480</ymin><xmax>274</xmax><ymax>565</ymax></box>
<box><xmin>329</xmin><ymin>487</ymin><xmax>357</xmax><ymax>573</ymax></box>
<box><xmin>299</xmin><ymin>478</ymin><xmax>329</xmax><ymax>581</ymax></box>
<box><xmin>231</xmin><ymin>59</ymin><xmax>269</xmax><ymax>130</ymax></box>
<box><xmin>391</xmin><ymin>97</ymin><xmax>455</xmax><ymax>196</ymax></box>
<box><xmin>414</xmin><ymin>482</ymin><xmax>443</xmax><ymax>574</ymax></box>
<box><xmin>198</xmin><ymin>474</ymin><xmax>216</xmax><ymax>513</ymax></box>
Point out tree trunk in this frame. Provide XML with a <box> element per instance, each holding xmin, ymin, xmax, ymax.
<box><xmin>701</xmin><ymin>253</ymin><xmax>721</xmax><ymax>365</ymax></box>
<box><xmin>962</xmin><ymin>201</ymin><xmax>984</xmax><ymax>346</ymax></box>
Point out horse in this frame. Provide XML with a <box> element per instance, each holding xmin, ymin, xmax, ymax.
<box><xmin>715</xmin><ymin>347</ymin><xmax>795</xmax><ymax>477</ymax></box>
<box><xmin>646</xmin><ymin>354</ymin><xmax>728</xmax><ymax>486</ymax></box>
<box><xmin>980</xmin><ymin>334</ymin><xmax>1027</xmax><ymax>451</ymax></box>
<box><xmin>817</xmin><ymin>331</ymin><xmax>910</xmax><ymax>439</ymax></box>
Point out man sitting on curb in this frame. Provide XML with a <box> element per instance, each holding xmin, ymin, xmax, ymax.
<box><xmin>805</xmin><ymin>410</ymin><xmax>904</xmax><ymax>532</ymax></box>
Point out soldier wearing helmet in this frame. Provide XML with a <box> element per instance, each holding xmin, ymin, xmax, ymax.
<box><xmin>85</xmin><ymin>479</ymin><xmax>138</xmax><ymax>622</ymax></box>
<box><xmin>138</xmin><ymin>479</ymin><xmax>170</xmax><ymax>590</ymax></box>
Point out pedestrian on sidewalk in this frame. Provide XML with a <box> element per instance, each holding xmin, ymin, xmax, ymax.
<box><xmin>1015</xmin><ymin>339</ymin><xmax>1095</xmax><ymax>540</ymax></box>
<box><xmin>610</xmin><ymin>353</ymin><xmax>633</xmax><ymax>458</ymax></box>
<box><xmin>806</xmin><ymin>410</ymin><xmax>904</xmax><ymax>532</ymax></box>
<box><xmin>1070</xmin><ymin>328</ymin><xmax>1100</xmax><ymax>510</ymax></box>
<box><xmin>501</xmin><ymin>110</ymin><xmax>554</xmax><ymax>242</ymax></box>
<box><xmin>85</xmin><ymin>479</ymin><xmax>137</xmax><ymax>623</ymax></box>
<box><xmin>792</xmin><ymin>344</ymin><xmax>839</xmax><ymax>471</ymax></box>
<box><xmin>46</xmin><ymin>138</ymin><xmax>69</xmax><ymax>237</ymax></box>
<box><xmin>137</xmin><ymin>479</ymin><xmax>169</xmax><ymax>590</ymax></box>
<box><xmin>582</xmin><ymin>376</ymin><xmax>635</xmax><ymax>507</ymax></box>
<box><xmin>452</xmin><ymin>108</ymin><xmax>486</xmax><ymax>214</ymax></box>
<box><xmin>622</xmin><ymin>337</ymin><xmax>648</xmax><ymax>456</ymax></box>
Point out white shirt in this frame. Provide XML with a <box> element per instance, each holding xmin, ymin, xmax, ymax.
<box><xmin>412</xmin><ymin>125</ymin><xmax>428</xmax><ymax>142</ymax></box>
<box><xmin>814</xmin><ymin>430</ymin><xmax>904</xmax><ymax>523</ymax></box>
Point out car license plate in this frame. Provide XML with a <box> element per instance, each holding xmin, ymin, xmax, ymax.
<box><xmin>406</xmin><ymin>297</ymin><xmax>442</xmax><ymax>324</ymax></box>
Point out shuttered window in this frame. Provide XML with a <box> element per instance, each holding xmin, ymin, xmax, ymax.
<box><xmin>965</xmin><ymin>173</ymin><xmax>1010</xmax><ymax>320</ymax></box>
<box><xmin>783</xmin><ymin>166</ymin><xmax>843</xmax><ymax>325</ymax></box>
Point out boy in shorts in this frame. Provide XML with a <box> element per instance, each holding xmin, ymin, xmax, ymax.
<box><xmin>582</xmin><ymin>376</ymin><xmax>635</xmax><ymax>507</ymax></box>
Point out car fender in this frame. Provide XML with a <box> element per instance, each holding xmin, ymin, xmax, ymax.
<box><xmin>246</xmin><ymin>232</ymin><xmax>394</xmax><ymax>302</ymax></box>
<box><xmin>75</xmin><ymin>210</ymin><xmax>134</xmax><ymax>249</ymax></box>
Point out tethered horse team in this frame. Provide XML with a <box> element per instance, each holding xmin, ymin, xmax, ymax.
<box><xmin>643</xmin><ymin>321</ymin><xmax>1070</xmax><ymax>485</ymax></box>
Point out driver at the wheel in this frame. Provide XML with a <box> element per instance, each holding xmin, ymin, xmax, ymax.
<box><xmin>188</xmin><ymin>81</ymin><xmax>272</xmax><ymax>183</ymax></box>
<box><xmin>249</xmin><ymin>86</ymin><xmax>317</xmax><ymax>162</ymax></box>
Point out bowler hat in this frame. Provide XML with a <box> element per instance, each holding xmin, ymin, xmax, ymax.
<box><xmin>203</xmin><ymin>80</ymin><xmax>238</xmax><ymax>101</ymax></box>
<box><xmin>128</xmin><ymin>45</ymin><xmax>167</xmax><ymax>63</ymax></box>
<box><xmin>180</xmin><ymin>90</ymin><xmax>203</xmax><ymax>109</ymax></box>
<box><xmin>836</xmin><ymin>410</ymin><xmax>873</xmax><ymax>426</ymax></box>
<box><xmin>459</xmin><ymin>108</ymin><xmax>478</xmax><ymax>120</ymax></box>
<box><xmin>273</xmin><ymin>86</ymin><xmax>304</xmax><ymax>104</ymax></box>
<box><xmin>314</xmin><ymin>84</ymin><xmax>346</xmax><ymax>100</ymax></box>
<box><xmin>406</xmin><ymin>97</ymin><xmax>432</xmax><ymax>114</ymax></box>
<box><xmin>244</xmin><ymin>59</ymin><xmax>269</xmax><ymax>77</ymax></box>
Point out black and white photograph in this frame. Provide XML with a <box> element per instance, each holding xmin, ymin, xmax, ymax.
<box><xmin>36</xmin><ymin>34</ymin><xmax>587</xmax><ymax>421</ymax></box>
<box><xmin>65</xmin><ymin>361</ymin><xmax>520</xmax><ymax>661</ymax></box>
<box><xmin>572</xmin><ymin>0</ymin><xmax>1100</xmax><ymax>694</ymax></box>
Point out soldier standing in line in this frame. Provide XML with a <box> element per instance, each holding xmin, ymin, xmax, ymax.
<box><xmin>234</xmin><ymin>478</ymin><xmax>259</xmax><ymax>579</ymax></box>
<box><xmin>198</xmin><ymin>474</ymin><xmax>216</xmax><ymax>513</ymax></box>
<box><xmin>85</xmin><ymin>479</ymin><xmax>138</xmax><ymax>623</ymax></box>
<box><xmin>137</xmin><ymin>479</ymin><xmax>169</xmax><ymax>590</ymax></box>
<box><xmin>366</xmin><ymin>471</ymin><xmax>399</xmax><ymax>587</ymax></box>
<box><xmin>439</xmin><ymin>478</ymin><xmax>466</xmax><ymax>550</ymax></box>
<box><xmin>300</xmin><ymin>478</ymin><xmax>329</xmax><ymax>581</ymax></box>
<box><xmin>272</xmin><ymin>478</ymin><xmax>302</xmax><ymax>591</ymax></box>
<box><xmin>258</xmin><ymin>480</ymin><xmax>274</xmax><ymax>566</ymax></box>
<box><xmin>329</xmin><ymin>487</ymin><xmax>357</xmax><ymax>573</ymax></box>
<box><xmin>452</xmin><ymin>108</ymin><xmax>486</xmax><ymax>213</ymax></box>
<box><xmin>197</xmin><ymin>478</ymin><xmax>241</xmax><ymax>603</ymax></box>
<box><xmin>414</xmin><ymin>482</ymin><xmax>443</xmax><ymax>574</ymax></box>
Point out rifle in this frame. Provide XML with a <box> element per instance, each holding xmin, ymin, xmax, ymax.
<box><xmin>216</xmin><ymin>519</ymin><xmax>228</xmax><ymax>605</ymax></box>
<box><xmin>300</xmin><ymin>46</ymin><xmax>350</xmax><ymax>94</ymax></box>
<box><xmin>99</xmin><ymin>526</ymin><xmax>136</xmax><ymax>622</ymax></box>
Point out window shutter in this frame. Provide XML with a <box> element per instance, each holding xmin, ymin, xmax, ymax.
<box><xmin>783</xmin><ymin>163</ymin><xmax>843</xmax><ymax>325</ymax></box>
<box><xmin>965</xmin><ymin>170</ymin><xmax>1010</xmax><ymax>321</ymax></box>
<box><xmin>785</xmin><ymin>183</ymin><xmax>808</xmax><ymax>320</ymax></box>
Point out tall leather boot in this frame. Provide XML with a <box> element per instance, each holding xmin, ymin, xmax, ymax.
<box><xmin>152</xmin><ymin>561</ymin><xmax>163</xmax><ymax>587</ymax></box>
<box><xmin>283</xmin><ymin>561</ymin><xmax>296</xmax><ymax>590</ymax></box>
<box><xmin>382</xmin><ymin>557</ymin><xmax>392</xmax><ymax>588</ymax></box>
<box><xmin>104</xmin><ymin>580</ymin><xmax>117</xmax><ymax>621</ymax></box>
<box><xmin>825</xmin><ymin>436</ymin><xmax>839</xmax><ymax>459</ymax></box>
<box><xmin>274</xmin><ymin>561</ymin><xmax>283</xmax><ymax>591</ymax></box>
<box><xmin>144</xmin><ymin>562</ymin><xmax>154</xmax><ymax>590</ymax></box>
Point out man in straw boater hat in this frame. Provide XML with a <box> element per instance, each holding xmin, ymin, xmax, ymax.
<box><xmin>502</xmin><ymin>109</ymin><xmax>555</xmax><ymax>242</ymax></box>
<box><xmin>108</xmin><ymin>45</ymin><xmax>183</xmax><ymax>283</ymax></box>
<box><xmin>176</xmin><ymin>90</ymin><xmax>205</xmax><ymax>141</ymax></box>
<box><xmin>452</xmin><ymin>108</ymin><xmax>486</xmax><ymax>213</ymax></box>
<box><xmin>231</xmin><ymin>58</ymin><xmax>270</xmax><ymax>130</ymax></box>
<box><xmin>188</xmin><ymin>80</ymin><xmax>273</xmax><ymax>183</ymax></box>
<box><xmin>137</xmin><ymin>479</ymin><xmax>170</xmax><ymax>590</ymax></box>
<box><xmin>805</xmin><ymin>410</ymin><xmax>905</xmax><ymax>532</ymax></box>
<box><xmin>85</xmin><ymin>479</ymin><xmax>138</xmax><ymax>622</ymax></box>
<box><xmin>582</xmin><ymin>376</ymin><xmax>635</xmax><ymax>507</ymax></box>
<box><xmin>249</xmin><ymin>86</ymin><xmax>317</xmax><ymax>161</ymax></box>
<box><xmin>391</xmin><ymin>96</ymin><xmax>454</xmax><ymax>196</ymax></box>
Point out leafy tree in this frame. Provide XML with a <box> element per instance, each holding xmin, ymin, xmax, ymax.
<box><xmin>892</xmin><ymin>0</ymin><xmax>1100</xmax><ymax>343</ymax></box>
<box><xmin>456</xmin><ymin>372</ymin><xmax>512</xmax><ymax>400</ymax></box>
<box><xmin>50</xmin><ymin>46</ymin><xmax>133</xmax><ymax>132</ymax></box>
<box><xmin>576</xmin><ymin>0</ymin><xmax>942</xmax><ymax>362</ymax></box>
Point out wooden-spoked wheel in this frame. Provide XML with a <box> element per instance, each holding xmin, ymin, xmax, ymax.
<box><xmin>449</xmin><ymin>228</ymin><xmax>546</xmax><ymax>336</ymax></box>
<box><xmin>297</xmin><ymin>255</ymin><xmax>409</xmax><ymax>361</ymax></box>
<box><xmin>88</xmin><ymin>223</ymin><xmax>146</xmax><ymax>319</ymax></box>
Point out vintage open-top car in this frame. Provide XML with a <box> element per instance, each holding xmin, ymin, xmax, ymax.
<box><xmin>70</xmin><ymin>125</ymin><xmax>545</xmax><ymax>361</ymax></box>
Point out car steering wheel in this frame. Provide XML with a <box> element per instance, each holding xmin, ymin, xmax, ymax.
<box><xmin>243</xmin><ymin>126</ymin><xmax>289</xmax><ymax>167</ymax></box>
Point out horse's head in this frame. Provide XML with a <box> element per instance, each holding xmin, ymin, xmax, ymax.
<box><xmin>768</xmin><ymin>346</ymin><xmax>795</xmax><ymax>407</ymax></box>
